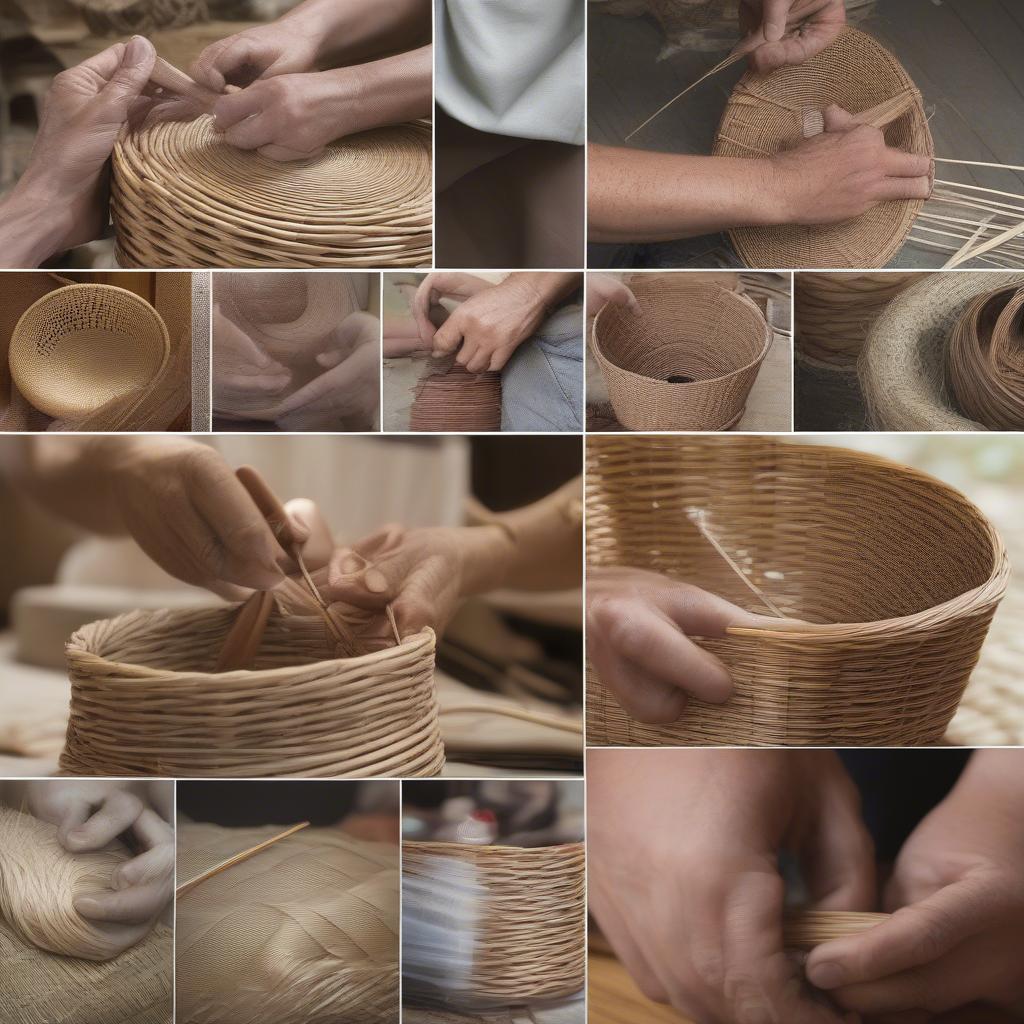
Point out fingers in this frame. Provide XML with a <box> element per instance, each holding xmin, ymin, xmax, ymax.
<box><xmin>258</xmin><ymin>142</ymin><xmax>323</xmax><ymax>162</ymax></box>
<box><xmin>101</xmin><ymin>35</ymin><xmax>157</xmax><ymax>111</ymax></box>
<box><xmin>60</xmin><ymin>790</ymin><xmax>144</xmax><ymax>852</ymax></box>
<box><xmin>432</xmin><ymin>315</ymin><xmax>464</xmax><ymax>358</ymax></box>
<box><xmin>191</xmin><ymin>35</ymin><xmax>269</xmax><ymax>92</ymax></box>
<box><xmin>882</xmin><ymin>149</ymin><xmax>932</xmax><ymax>179</ymax></box>
<box><xmin>284</xmin><ymin>497</ymin><xmax>333</xmax><ymax>569</ymax></box>
<box><xmin>211</xmin><ymin>86</ymin><xmax>265</xmax><ymax>131</ymax></box>
<box><xmin>761</xmin><ymin>0</ymin><xmax>791</xmax><ymax>42</ymax></box>
<box><xmin>412</xmin><ymin>275</ymin><xmax>440</xmax><ymax>347</ymax></box>
<box><xmin>222</xmin><ymin>110</ymin><xmax>277</xmax><ymax>151</ymax></box>
<box><xmin>823</xmin><ymin>104</ymin><xmax>858</xmax><ymax>132</ymax></box>
<box><xmin>874</xmin><ymin>176</ymin><xmax>932</xmax><ymax>203</ymax></box>
<box><xmin>800</xmin><ymin>786</ymin><xmax>876</xmax><ymax>911</ymax></box>
<box><xmin>74</xmin><ymin>880</ymin><xmax>168</xmax><ymax>925</ymax></box>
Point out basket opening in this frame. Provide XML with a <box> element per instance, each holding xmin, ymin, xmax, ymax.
<box><xmin>666</xmin><ymin>374</ymin><xmax>696</xmax><ymax>384</ymax></box>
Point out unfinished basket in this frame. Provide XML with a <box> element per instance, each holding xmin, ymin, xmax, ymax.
<box><xmin>9</xmin><ymin>284</ymin><xmax>169</xmax><ymax>420</ymax></box>
<box><xmin>586</xmin><ymin>435</ymin><xmax>1009</xmax><ymax>746</ymax></box>
<box><xmin>403</xmin><ymin>841</ymin><xmax>585</xmax><ymax>1007</ymax></box>
<box><xmin>112</xmin><ymin>116</ymin><xmax>432</xmax><ymax>268</ymax></box>
<box><xmin>61</xmin><ymin>605</ymin><xmax>442</xmax><ymax>777</ymax></box>
<box><xmin>592</xmin><ymin>277</ymin><xmax>770</xmax><ymax>431</ymax></box>
<box><xmin>713</xmin><ymin>27</ymin><xmax>932</xmax><ymax>268</ymax></box>
<box><xmin>784</xmin><ymin>911</ymin><xmax>888</xmax><ymax>949</ymax></box>
<box><xmin>409</xmin><ymin>362</ymin><xmax>502</xmax><ymax>431</ymax></box>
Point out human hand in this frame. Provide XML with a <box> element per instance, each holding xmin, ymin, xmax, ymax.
<box><xmin>736</xmin><ymin>0</ymin><xmax>846</xmax><ymax>72</ymax></box>
<box><xmin>587</xmin><ymin>567</ymin><xmax>784</xmax><ymax>724</ymax></box>
<box><xmin>807</xmin><ymin>751</ymin><xmax>1024</xmax><ymax>1018</ymax></box>
<box><xmin>212</xmin><ymin>306</ymin><xmax>292</xmax><ymax>418</ymax></box>
<box><xmin>190</xmin><ymin>19</ymin><xmax>324</xmax><ymax>91</ymax></box>
<box><xmin>770</xmin><ymin>106</ymin><xmax>932</xmax><ymax>226</ymax></box>
<box><xmin>411</xmin><ymin>272</ymin><xmax>497</xmax><ymax>350</ymax></box>
<box><xmin>588</xmin><ymin>748</ymin><xmax>874</xmax><ymax>1024</ymax></box>
<box><xmin>586</xmin><ymin>274</ymin><xmax>640</xmax><ymax>318</ymax></box>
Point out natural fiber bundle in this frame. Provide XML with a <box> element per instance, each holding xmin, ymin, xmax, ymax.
<box><xmin>592</xmin><ymin>277</ymin><xmax>770</xmax><ymax>431</ymax></box>
<box><xmin>586</xmin><ymin>435</ymin><xmax>1009</xmax><ymax>747</ymax></box>
<box><xmin>861</xmin><ymin>271</ymin><xmax>1024</xmax><ymax>431</ymax></box>
<box><xmin>713</xmin><ymin>27</ymin><xmax>932</xmax><ymax>269</ymax></box>
<box><xmin>948</xmin><ymin>287</ymin><xmax>1024</xmax><ymax>431</ymax></box>
<box><xmin>783</xmin><ymin>911</ymin><xmax>888</xmax><ymax>949</ymax></box>
<box><xmin>61</xmin><ymin>605</ymin><xmax>443</xmax><ymax>778</ymax></box>
<box><xmin>176</xmin><ymin>822</ymin><xmax>398</xmax><ymax>1024</ymax></box>
<box><xmin>403</xmin><ymin>841</ymin><xmax>585</xmax><ymax>1008</ymax></box>
<box><xmin>795</xmin><ymin>273</ymin><xmax>922</xmax><ymax>366</ymax></box>
<box><xmin>9</xmin><ymin>284</ymin><xmax>170</xmax><ymax>420</ymax></box>
<box><xmin>0</xmin><ymin>808</ymin><xmax>127</xmax><ymax>961</ymax></box>
<box><xmin>112</xmin><ymin>116</ymin><xmax>431</xmax><ymax>268</ymax></box>
<box><xmin>409</xmin><ymin>362</ymin><xmax>502</xmax><ymax>431</ymax></box>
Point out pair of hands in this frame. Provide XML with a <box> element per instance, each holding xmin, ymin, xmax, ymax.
<box><xmin>589</xmin><ymin>749</ymin><xmax>1024</xmax><ymax>1023</ymax></box>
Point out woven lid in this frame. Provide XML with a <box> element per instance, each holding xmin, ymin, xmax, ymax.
<box><xmin>713</xmin><ymin>27</ymin><xmax>932</xmax><ymax>269</ymax></box>
<box><xmin>9</xmin><ymin>284</ymin><xmax>170</xmax><ymax>420</ymax></box>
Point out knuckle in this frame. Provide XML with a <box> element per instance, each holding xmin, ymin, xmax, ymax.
<box><xmin>690</xmin><ymin>946</ymin><xmax>725</xmax><ymax>990</ymax></box>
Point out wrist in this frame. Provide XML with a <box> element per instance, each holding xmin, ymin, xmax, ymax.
<box><xmin>753</xmin><ymin>157</ymin><xmax>797</xmax><ymax>227</ymax></box>
<box><xmin>0</xmin><ymin>175</ymin><xmax>73</xmax><ymax>267</ymax></box>
<box><xmin>457</xmin><ymin>524</ymin><xmax>516</xmax><ymax>595</ymax></box>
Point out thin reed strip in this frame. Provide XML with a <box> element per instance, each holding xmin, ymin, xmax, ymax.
<box><xmin>784</xmin><ymin>911</ymin><xmax>889</xmax><ymax>949</ymax></box>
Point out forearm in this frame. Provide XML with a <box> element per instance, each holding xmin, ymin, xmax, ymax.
<box><xmin>505</xmin><ymin>272</ymin><xmax>581</xmax><ymax>314</ymax></box>
<box><xmin>956</xmin><ymin>750</ymin><xmax>1024</xmax><ymax>813</ymax></box>
<box><xmin>0</xmin><ymin>179</ymin><xmax>71</xmax><ymax>268</ymax></box>
<box><xmin>286</xmin><ymin>0</ymin><xmax>431</xmax><ymax>64</ymax></box>
<box><xmin>587</xmin><ymin>144</ymin><xmax>785</xmax><ymax>243</ymax></box>
<box><xmin>340</xmin><ymin>45</ymin><xmax>432</xmax><ymax>131</ymax></box>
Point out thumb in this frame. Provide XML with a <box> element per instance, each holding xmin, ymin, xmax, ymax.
<box><xmin>761</xmin><ymin>0</ymin><xmax>791</xmax><ymax>42</ymax></box>
<box><xmin>823</xmin><ymin>104</ymin><xmax>858</xmax><ymax>133</ymax></box>
<box><xmin>102</xmin><ymin>35</ymin><xmax>157</xmax><ymax>111</ymax></box>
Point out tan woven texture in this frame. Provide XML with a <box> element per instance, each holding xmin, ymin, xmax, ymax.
<box><xmin>403</xmin><ymin>841</ymin><xmax>585</xmax><ymax>1006</ymax></box>
<box><xmin>112</xmin><ymin>116</ymin><xmax>431</xmax><ymax>268</ymax></box>
<box><xmin>713</xmin><ymin>27</ymin><xmax>932</xmax><ymax>269</ymax></box>
<box><xmin>177</xmin><ymin>822</ymin><xmax>398</xmax><ymax>1024</ymax></box>
<box><xmin>9</xmin><ymin>284</ymin><xmax>169</xmax><ymax>420</ymax></box>
<box><xmin>861</xmin><ymin>271</ymin><xmax>1024</xmax><ymax>431</ymax></box>
<box><xmin>783</xmin><ymin>911</ymin><xmax>889</xmax><ymax>949</ymax></box>
<box><xmin>61</xmin><ymin>605</ymin><xmax>443</xmax><ymax>778</ymax></box>
<box><xmin>592</xmin><ymin>276</ymin><xmax>770</xmax><ymax>431</ymax></box>
<box><xmin>586</xmin><ymin>436</ymin><xmax>1009</xmax><ymax>747</ymax></box>
<box><xmin>794</xmin><ymin>272</ymin><xmax>923</xmax><ymax>367</ymax></box>
<box><xmin>409</xmin><ymin>362</ymin><xmax>503</xmax><ymax>431</ymax></box>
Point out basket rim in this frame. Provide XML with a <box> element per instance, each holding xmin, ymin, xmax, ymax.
<box><xmin>588</xmin><ymin>436</ymin><xmax>1011</xmax><ymax>639</ymax></box>
<box><xmin>402</xmin><ymin>840</ymin><xmax>584</xmax><ymax>855</ymax></box>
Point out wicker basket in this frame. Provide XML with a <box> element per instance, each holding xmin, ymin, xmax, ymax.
<box><xmin>112</xmin><ymin>117</ymin><xmax>432</xmax><ymax>268</ymax></box>
<box><xmin>403</xmin><ymin>841</ymin><xmax>585</xmax><ymax>1006</ymax></box>
<box><xmin>61</xmin><ymin>606</ymin><xmax>443</xmax><ymax>778</ymax></box>
<box><xmin>586</xmin><ymin>435</ymin><xmax>1010</xmax><ymax>747</ymax></box>
<box><xmin>713</xmin><ymin>27</ymin><xmax>932</xmax><ymax>269</ymax></box>
<box><xmin>9</xmin><ymin>284</ymin><xmax>170</xmax><ymax>420</ymax></box>
<box><xmin>592</xmin><ymin>277</ymin><xmax>770</xmax><ymax>431</ymax></box>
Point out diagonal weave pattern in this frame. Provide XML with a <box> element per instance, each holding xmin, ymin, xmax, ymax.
<box><xmin>586</xmin><ymin>435</ymin><xmax>1009</xmax><ymax>747</ymax></box>
<box><xmin>112</xmin><ymin>117</ymin><xmax>432</xmax><ymax>268</ymax></box>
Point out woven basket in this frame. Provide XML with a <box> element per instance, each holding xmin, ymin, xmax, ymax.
<box><xmin>592</xmin><ymin>277</ymin><xmax>770</xmax><ymax>431</ymax></box>
<box><xmin>112</xmin><ymin>117</ymin><xmax>431</xmax><ymax>268</ymax></box>
<box><xmin>9</xmin><ymin>284</ymin><xmax>169</xmax><ymax>420</ymax></box>
<box><xmin>403</xmin><ymin>841</ymin><xmax>585</xmax><ymax>1005</ymax></box>
<box><xmin>586</xmin><ymin>435</ymin><xmax>1010</xmax><ymax>747</ymax></box>
<box><xmin>713</xmin><ymin>27</ymin><xmax>932</xmax><ymax>269</ymax></box>
<box><xmin>60</xmin><ymin>605</ymin><xmax>443</xmax><ymax>778</ymax></box>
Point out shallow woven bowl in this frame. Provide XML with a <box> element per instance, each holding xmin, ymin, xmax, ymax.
<box><xmin>713</xmin><ymin>27</ymin><xmax>932</xmax><ymax>269</ymax></box>
<box><xmin>61</xmin><ymin>606</ymin><xmax>442</xmax><ymax>778</ymax></box>
<box><xmin>593</xmin><ymin>278</ymin><xmax>770</xmax><ymax>430</ymax></box>
<box><xmin>586</xmin><ymin>435</ymin><xmax>1010</xmax><ymax>747</ymax></box>
<box><xmin>112</xmin><ymin>116</ymin><xmax>431</xmax><ymax>268</ymax></box>
<box><xmin>9</xmin><ymin>284</ymin><xmax>169</xmax><ymax>419</ymax></box>
<box><xmin>403</xmin><ymin>841</ymin><xmax>585</xmax><ymax>1005</ymax></box>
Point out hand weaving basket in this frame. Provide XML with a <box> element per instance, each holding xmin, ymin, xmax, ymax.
<box><xmin>403</xmin><ymin>841</ymin><xmax>585</xmax><ymax>1006</ymax></box>
<box><xmin>592</xmin><ymin>277</ymin><xmax>770</xmax><ymax>431</ymax></box>
<box><xmin>60</xmin><ymin>605</ymin><xmax>442</xmax><ymax>777</ymax></box>
<box><xmin>713</xmin><ymin>27</ymin><xmax>933</xmax><ymax>269</ymax></box>
<box><xmin>586</xmin><ymin>435</ymin><xmax>1010</xmax><ymax>747</ymax></box>
<box><xmin>9</xmin><ymin>284</ymin><xmax>170</xmax><ymax>420</ymax></box>
<box><xmin>112</xmin><ymin>117</ymin><xmax>432</xmax><ymax>268</ymax></box>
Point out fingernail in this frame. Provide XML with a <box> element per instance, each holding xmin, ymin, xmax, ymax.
<box><xmin>807</xmin><ymin>961</ymin><xmax>845</xmax><ymax>990</ymax></box>
<box><xmin>364</xmin><ymin>569</ymin><xmax>388</xmax><ymax>594</ymax></box>
<box><xmin>74</xmin><ymin>896</ymin><xmax>100</xmax><ymax>916</ymax></box>
<box><xmin>126</xmin><ymin>35</ymin><xmax>149</xmax><ymax>62</ymax></box>
<box><xmin>765</xmin><ymin>19</ymin><xmax>784</xmax><ymax>42</ymax></box>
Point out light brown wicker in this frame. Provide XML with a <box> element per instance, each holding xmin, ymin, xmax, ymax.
<box><xmin>403</xmin><ymin>841</ymin><xmax>585</xmax><ymax>1006</ymax></box>
<box><xmin>112</xmin><ymin>116</ymin><xmax>432</xmax><ymax>268</ymax></box>
<box><xmin>586</xmin><ymin>435</ymin><xmax>1010</xmax><ymax>747</ymax></box>
<box><xmin>61</xmin><ymin>605</ymin><xmax>442</xmax><ymax>778</ymax></box>
<box><xmin>9</xmin><ymin>284</ymin><xmax>170</xmax><ymax>420</ymax></box>
<box><xmin>948</xmin><ymin>286</ymin><xmax>1024</xmax><ymax>431</ymax></box>
<box><xmin>784</xmin><ymin>911</ymin><xmax>889</xmax><ymax>949</ymax></box>
<box><xmin>409</xmin><ymin>362</ymin><xmax>502</xmax><ymax>431</ymax></box>
<box><xmin>713</xmin><ymin>27</ymin><xmax>933</xmax><ymax>269</ymax></box>
<box><xmin>592</xmin><ymin>277</ymin><xmax>771</xmax><ymax>431</ymax></box>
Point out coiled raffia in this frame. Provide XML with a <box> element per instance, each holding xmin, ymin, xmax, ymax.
<box><xmin>112</xmin><ymin>116</ymin><xmax>432</xmax><ymax>268</ymax></box>
<box><xmin>0</xmin><ymin>807</ymin><xmax>125</xmax><ymax>962</ymax></box>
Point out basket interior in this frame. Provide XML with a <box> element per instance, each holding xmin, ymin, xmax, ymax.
<box><xmin>595</xmin><ymin>281</ymin><xmax>766</xmax><ymax>384</ymax></box>
<box><xmin>587</xmin><ymin>439</ymin><xmax>998</xmax><ymax>625</ymax></box>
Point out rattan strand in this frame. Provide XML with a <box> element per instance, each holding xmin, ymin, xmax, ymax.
<box><xmin>948</xmin><ymin>287</ymin><xmax>1024</xmax><ymax>431</ymax></box>
<box><xmin>784</xmin><ymin>911</ymin><xmax>889</xmax><ymax>949</ymax></box>
<box><xmin>9</xmin><ymin>284</ymin><xmax>169</xmax><ymax>420</ymax></box>
<box><xmin>403</xmin><ymin>841</ymin><xmax>585</xmax><ymax>1005</ymax></box>
<box><xmin>592</xmin><ymin>277</ymin><xmax>770</xmax><ymax>431</ymax></box>
<box><xmin>61</xmin><ymin>605</ymin><xmax>443</xmax><ymax>778</ymax></box>
<box><xmin>586</xmin><ymin>435</ymin><xmax>1009</xmax><ymax>747</ymax></box>
<box><xmin>713</xmin><ymin>27</ymin><xmax>932</xmax><ymax>269</ymax></box>
<box><xmin>112</xmin><ymin>116</ymin><xmax>431</xmax><ymax>268</ymax></box>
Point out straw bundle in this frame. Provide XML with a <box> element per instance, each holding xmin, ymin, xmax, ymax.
<box><xmin>948</xmin><ymin>286</ymin><xmax>1024</xmax><ymax>431</ymax></box>
<box><xmin>592</xmin><ymin>277</ymin><xmax>770</xmax><ymax>431</ymax></box>
<box><xmin>861</xmin><ymin>271</ymin><xmax>1024</xmax><ymax>431</ymax></box>
<box><xmin>403</xmin><ymin>841</ymin><xmax>585</xmax><ymax>1007</ymax></box>
<box><xmin>783</xmin><ymin>911</ymin><xmax>888</xmax><ymax>949</ymax></box>
<box><xmin>61</xmin><ymin>605</ymin><xmax>442</xmax><ymax>778</ymax></box>
<box><xmin>794</xmin><ymin>273</ymin><xmax>922</xmax><ymax>367</ymax></box>
<box><xmin>9</xmin><ymin>284</ymin><xmax>169</xmax><ymax>420</ymax></box>
<box><xmin>586</xmin><ymin>435</ymin><xmax>1009</xmax><ymax>747</ymax></box>
<box><xmin>713</xmin><ymin>27</ymin><xmax>932</xmax><ymax>269</ymax></box>
<box><xmin>409</xmin><ymin>362</ymin><xmax>502</xmax><ymax>431</ymax></box>
<box><xmin>112</xmin><ymin>116</ymin><xmax>432</xmax><ymax>268</ymax></box>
